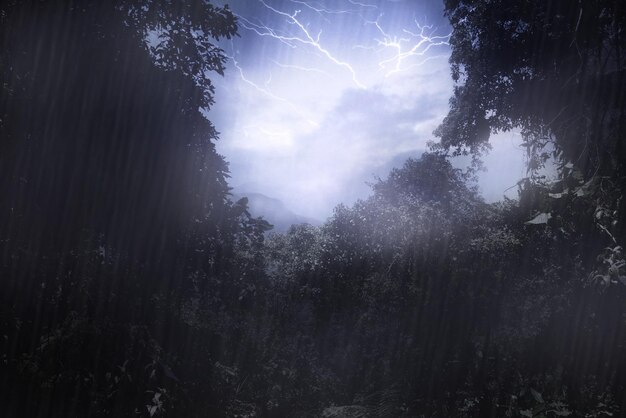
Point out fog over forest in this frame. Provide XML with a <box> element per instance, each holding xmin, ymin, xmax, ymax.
<box><xmin>1</xmin><ymin>1</ymin><xmax>626</xmax><ymax>417</ymax></box>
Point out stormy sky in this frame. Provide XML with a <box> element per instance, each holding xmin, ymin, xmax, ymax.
<box><xmin>209</xmin><ymin>0</ymin><xmax>527</xmax><ymax>220</ymax></box>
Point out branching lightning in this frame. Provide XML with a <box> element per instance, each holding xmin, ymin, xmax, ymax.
<box><xmin>233</xmin><ymin>0</ymin><xmax>450</xmax><ymax>85</ymax></box>
<box><xmin>346</xmin><ymin>0</ymin><xmax>377</xmax><ymax>8</ymax></box>
<box><xmin>357</xmin><ymin>16</ymin><xmax>450</xmax><ymax>77</ymax></box>
<box><xmin>270</xmin><ymin>60</ymin><xmax>333</xmax><ymax>77</ymax></box>
<box><xmin>249</xmin><ymin>0</ymin><xmax>367</xmax><ymax>88</ymax></box>
<box><xmin>290</xmin><ymin>0</ymin><xmax>362</xmax><ymax>18</ymax></box>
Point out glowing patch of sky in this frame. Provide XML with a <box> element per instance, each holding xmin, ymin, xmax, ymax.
<box><xmin>209</xmin><ymin>0</ymin><xmax>526</xmax><ymax>219</ymax></box>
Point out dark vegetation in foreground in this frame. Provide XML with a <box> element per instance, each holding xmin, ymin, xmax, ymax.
<box><xmin>1</xmin><ymin>1</ymin><xmax>625</xmax><ymax>416</ymax></box>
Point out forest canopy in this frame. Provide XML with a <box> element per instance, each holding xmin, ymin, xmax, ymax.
<box><xmin>0</xmin><ymin>0</ymin><xmax>625</xmax><ymax>417</ymax></box>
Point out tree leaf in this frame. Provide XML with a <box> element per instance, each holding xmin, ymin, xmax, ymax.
<box><xmin>530</xmin><ymin>388</ymin><xmax>544</xmax><ymax>403</ymax></box>
<box><xmin>525</xmin><ymin>213</ymin><xmax>551</xmax><ymax>225</ymax></box>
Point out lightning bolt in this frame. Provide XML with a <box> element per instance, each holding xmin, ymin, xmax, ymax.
<box><xmin>235</xmin><ymin>0</ymin><xmax>449</xmax><ymax>83</ymax></box>
<box><xmin>236</xmin><ymin>15</ymin><xmax>298</xmax><ymax>48</ymax></box>
<box><xmin>270</xmin><ymin>60</ymin><xmax>333</xmax><ymax>77</ymax></box>
<box><xmin>346</xmin><ymin>0</ymin><xmax>378</xmax><ymax>9</ymax></box>
<box><xmin>362</xmin><ymin>16</ymin><xmax>451</xmax><ymax>77</ymax></box>
<box><xmin>288</xmin><ymin>0</ymin><xmax>370</xmax><ymax>18</ymax></box>
<box><xmin>242</xmin><ymin>0</ymin><xmax>367</xmax><ymax>89</ymax></box>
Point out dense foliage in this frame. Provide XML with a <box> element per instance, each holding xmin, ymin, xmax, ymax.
<box><xmin>0</xmin><ymin>1</ymin><xmax>269</xmax><ymax>416</ymax></box>
<box><xmin>0</xmin><ymin>0</ymin><xmax>625</xmax><ymax>417</ymax></box>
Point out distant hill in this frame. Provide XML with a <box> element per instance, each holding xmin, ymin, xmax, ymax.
<box><xmin>231</xmin><ymin>192</ymin><xmax>320</xmax><ymax>233</ymax></box>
